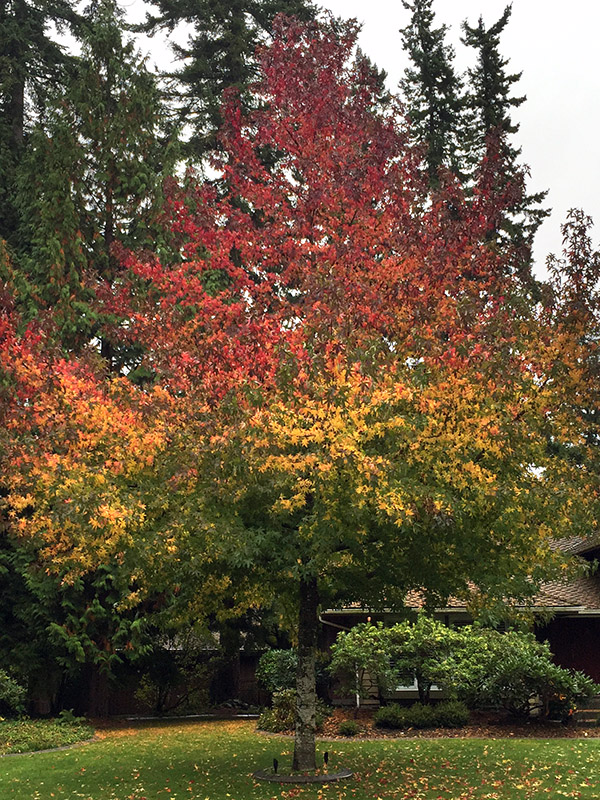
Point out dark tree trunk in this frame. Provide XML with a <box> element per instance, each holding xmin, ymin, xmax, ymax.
<box><xmin>10</xmin><ymin>79</ymin><xmax>24</xmax><ymax>147</ymax></box>
<box><xmin>292</xmin><ymin>575</ymin><xmax>319</xmax><ymax>772</ymax></box>
<box><xmin>88</xmin><ymin>663</ymin><xmax>110</xmax><ymax>717</ymax></box>
<box><xmin>416</xmin><ymin>672</ymin><xmax>431</xmax><ymax>704</ymax></box>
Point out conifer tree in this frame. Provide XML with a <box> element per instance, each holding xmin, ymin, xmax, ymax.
<box><xmin>462</xmin><ymin>4</ymin><xmax>549</xmax><ymax>266</ymax></box>
<box><xmin>138</xmin><ymin>0</ymin><xmax>316</xmax><ymax>157</ymax></box>
<box><xmin>0</xmin><ymin>0</ymin><xmax>81</xmax><ymax>249</ymax></box>
<box><xmin>19</xmin><ymin>0</ymin><xmax>177</xmax><ymax>359</ymax></box>
<box><xmin>399</xmin><ymin>0</ymin><xmax>465</xmax><ymax>185</ymax></box>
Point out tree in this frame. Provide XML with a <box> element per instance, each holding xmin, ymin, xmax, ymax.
<box><xmin>0</xmin><ymin>0</ymin><xmax>81</xmax><ymax>249</ymax></box>
<box><xmin>461</xmin><ymin>5</ymin><xmax>549</xmax><ymax>266</ymax></box>
<box><xmin>543</xmin><ymin>210</ymin><xmax>600</xmax><ymax>485</ymax></box>
<box><xmin>138</xmin><ymin>0</ymin><xmax>316</xmax><ymax>157</ymax></box>
<box><xmin>399</xmin><ymin>0</ymin><xmax>465</xmax><ymax>185</ymax></box>
<box><xmin>17</xmin><ymin>0</ymin><xmax>177</xmax><ymax>359</ymax></box>
<box><xmin>0</xmin><ymin>264</ymin><xmax>183</xmax><ymax>714</ymax></box>
<box><xmin>111</xmin><ymin>17</ymin><xmax>590</xmax><ymax>769</ymax></box>
<box><xmin>3</xmin><ymin>15</ymin><xmax>595</xmax><ymax>772</ymax></box>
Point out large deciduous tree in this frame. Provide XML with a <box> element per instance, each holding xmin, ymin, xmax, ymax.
<box><xmin>3</xmin><ymin>15</ymin><xmax>597</xmax><ymax>768</ymax></box>
<box><xmin>112</xmin><ymin>17</ymin><xmax>589</xmax><ymax>769</ymax></box>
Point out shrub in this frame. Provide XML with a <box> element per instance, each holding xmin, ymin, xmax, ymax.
<box><xmin>0</xmin><ymin>670</ymin><xmax>26</xmax><ymax>717</ymax></box>
<box><xmin>256</xmin><ymin>650</ymin><xmax>298</xmax><ymax>693</ymax></box>
<box><xmin>56</xmin><ymin>709</ymin><xmax>87</xmax><ymax>726</ymax></box>
<box><xmin>433</xmin><ymin>700</ymin><xmax>470</xmax><ymax>728</ymax></box>
<box><xmin>452</xmin><ymin>630</ymin><xmax>597</xmax><ymax>718</ymax></box>
<box><xmin>0</xmin><ymin>718</ymin><xmax>94</xmax><ymax>755</ymax></box>
<box><xmin>257</xmin><ymin>689</ymin><xmax>330</xmax><ymax>733</ymax></box>
<box><xmin>332</xmin><ymin>618</ymin><xmax>598</xmax><ymax>721</ymax></box>
<box><xmin>134</xmin><ymin>633</ymin><xmax>217</xmax><ymax>715</ymax></box>
<box><xmin>338</xmin><ymin>719</ymin><xmax>360</xmax><ymax>736</ymax></box>
<box><xmin>373</xmin><ymin>703</ymin><xmax>407</xmax><ymax>729</ymax></box>
<box><xmin>373</xmin><ymin>700</ymin><xmax>469</xmax><ymax>730</ymax></box>
<box><xmin>403</xmin><ymin>703</ymin><xmax>437</xmax><ymax>728</ymax></box>
<box><xmin>330</xmin><ymin>623</ymin><xmax>397</xmax><ymax>702</ymax></box>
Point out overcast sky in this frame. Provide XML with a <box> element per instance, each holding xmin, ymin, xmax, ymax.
<box><xmin>129</xmin><ymin>0</ymin><xmax>600</xmax><ymax>275</ymax></box>
<box><xmin>318</xmin><ymin>0</ymin><xmax>600</xmax><ymax>274</ymax></box>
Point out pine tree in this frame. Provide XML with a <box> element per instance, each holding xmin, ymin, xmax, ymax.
<box><xmin>0</xmin><ymin>0</ymin><xmax>81</xmax><ymax>249</ymax></box>
<box><xmin>462</xmin><ymin>4</ymin><xmax>549</xmax><ymax>265</ymax></box>
<box><xmin>399</xmin><ymin>0</ymin><xmax>465</xmax><ymax>186</ymax></box>
<box><xmin>138</xmin><ymin>0</ymin><xmax>316</xmax><ymax>158</ymax></box>
<box><xmin>19</xmin><ymin>0</ymin><xmax>177</xmax><ymax>359</ymax></box>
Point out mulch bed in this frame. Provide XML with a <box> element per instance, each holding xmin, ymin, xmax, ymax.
<box><xmin>317</xmin><ymin>708</ymin><xmax>600</xmax><ymax>739</ymax></box>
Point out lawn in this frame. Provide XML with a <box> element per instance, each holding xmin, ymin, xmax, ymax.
<box><xmin>3</xmin><ymin>718</ymin><xmax>600</xmax><ymax>799</ymax></box>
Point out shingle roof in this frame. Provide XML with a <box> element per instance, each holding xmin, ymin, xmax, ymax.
<box><xmin>327</xmin><ymin>538</ymin><xmax>600</xmax><ymax>616</ymax></box>
<box><xmin>331</xmin><ymin>576</ymin><xmax>600</xmax><ymax>616</ymax></box>
<box><xmin>553</xmin><ymin>535</ymin><xmax>600</xmax><ymax>557</ymax></box>
<box><xmin>535</xmin><ymin>575</ymin><xmax>600</xmax><ymax>609</ymax></box>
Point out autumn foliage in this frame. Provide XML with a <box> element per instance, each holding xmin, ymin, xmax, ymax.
<box><xmin>2</xmin><ymin>15</ymin><xmax>599</xmax><ymax>768</ymax></box>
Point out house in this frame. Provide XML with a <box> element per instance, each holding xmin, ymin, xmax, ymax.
<box><xmin>319</xmin><ymin>535</ymin><xmax>600</xmax><ymax>702</ymax></box>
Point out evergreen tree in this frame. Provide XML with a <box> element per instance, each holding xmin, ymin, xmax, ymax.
<box><xmin>0</xmin><ymin>0</ymin><xmax>81</xmax><ymax>249</ymax></box>
<box><xmin>462</xmin><ymin>4</ymin><xmax>549</xmax><ymax>265</ymax></box>
<box><xmin>19</xmin><ymin>0</ymin><xmax>177</xmax><ymax>359</ymax></box>
<box><xmin>399</xmin><ymin>0</ymin><xmax>465</xmax><ymax>185</ymax></box>
<box><xmin>138</xmin><ymin>0</ymin><xmax>316</xmax><ymax>157</ymax></box>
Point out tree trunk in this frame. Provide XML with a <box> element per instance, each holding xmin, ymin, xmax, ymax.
<box><xmin>292</xmin><ymin>575</ymin><xmax>319</xmax><ymax>772</ymax></box>
<box><xmin>10</xmin><ymin>79</ymin><xmax>24</xmax><ymax>147</ymax></box>
<box><xmin>88</xmin><ymin>663</ymin><xmax>111</xmax><ymax>717</ymax></box>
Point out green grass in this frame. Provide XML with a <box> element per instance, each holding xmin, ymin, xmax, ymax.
<box><xmin>0</xmin><ymin>718</ymin><xmax>94</xmax><ymax>755</ymax></box>
<box><xmin>2</xmin><ymin>718</ymin><xmax>600</xmax><ymax>799</ymax></box>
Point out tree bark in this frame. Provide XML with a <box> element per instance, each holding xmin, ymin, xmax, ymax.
<box><xmin>9</xmin><ymin>79</ymin><xmax>24</xmax><ymax>147</ymax></box>
<box><xmin>292</xmin><ymin>575</ymin><xmax>319</xmax><ymax>772</ymax></box>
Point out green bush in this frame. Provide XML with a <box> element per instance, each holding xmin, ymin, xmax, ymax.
<box><xmin>403</xmin><ymin>702</ymin><xmax>437</xmax><ymax>728</ymax></box>
<box><xmin>0</xmin><ymin>669</ymin><xmax>26</xmax><ymax>717</ymax></box>
<box><xmin>256</xmin><ymin>650</ymin><xmax>298</xmax><ymax>693</ymax></box>
<box><xmin>452</xmin><ymin>630</ymin><xmax>597</xmax><ymax>718</ymax></box>
<box><xmin>432</xmin><ymin>700</ymin><xmax>470</xmax><ymax>727</ymax></box>
<box><xmin>374</xmin><ymin>700</ymin><xmax>469</xmax><ymax>730</ymax></box>
<box><xmin>56</xmin><ymin>708</ymin><xmax>87</xmax><ymax>726</ymax></box>
<box><xmin>257</xmin><ymin>688</ymin><xmax>330</xmax><ymax>733</ymax></box>
<box><xmin>373</xmin><ymin>703</ymin><xmax>407</xmax><ymax>729</ymax></box>
<box><xmin>332</xmin><ymin>618</ymin><xmax>599</xmax><ymax>720</ymax></box>
<box><xmin>330</xmin><ymin>623</ymin><xmax>398</xmax><ymax>701</ymax></box>
<box><xmin>338</xmin><ymin>719</ymin><xmax>360</xmax><ymax>736</ymax></box>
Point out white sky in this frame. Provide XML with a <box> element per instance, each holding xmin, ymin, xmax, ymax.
<box><xmin>319</xmin><ymin>0</ymin><xmax>600</xmax><ymax>274</ymax></box>
<box><xmin>126</xmin><ymin>0</ymin><xmax>600</xmax><ymax>275</ymax></box>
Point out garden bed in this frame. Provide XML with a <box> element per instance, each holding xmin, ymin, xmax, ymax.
<box><xmin>0</xmin><ymin>718</ymin><xmax>95</xmax><ymax>755</ymax></box>
<box><xmin>315</xmin><ymin>708</ymin><xmax>599</xmax><ymax>740</ymax></box>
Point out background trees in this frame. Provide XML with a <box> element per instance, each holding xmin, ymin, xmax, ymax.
<box><xmin>399</xmin><ymin>0</ymin><xmax>465</xmax><ymax>184</ymax></box>
<box><xmin>460</xmin><ymin>5</ymin><xmax>549</xmax><ymax>266</ymax></box>
<box><xmin>0</xmin><ymin>0</ymin><xmax>81</xmax><ymax>250</ymax></box>
<box><xmin>137</xmin><ymin>0</ymin><xmax>316</xmax><ymax>157</ymax></box>
<box><xmin>399</xmin><ymin>2</ymin><xmax>548</xmax><ymax>271</ymax></box>
<box><xmin>18</xmin><ymin>0</ymin><xmax>176</xmax><ymax>359</ymax></box>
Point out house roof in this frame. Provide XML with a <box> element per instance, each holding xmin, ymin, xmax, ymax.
<box><xmin>536</xmin><ymin>575</ymin><xmax>600</xmax><ymax>610</ymax></box>
<box><xmin>323</xmin><ymin>536</ymin><xmax>600</xmax><ymax>618</ymax></box>
<box><xmin>553</xmin><ymin>535</ymin><xmax>600</xmax><ymax>557</ymax></box>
